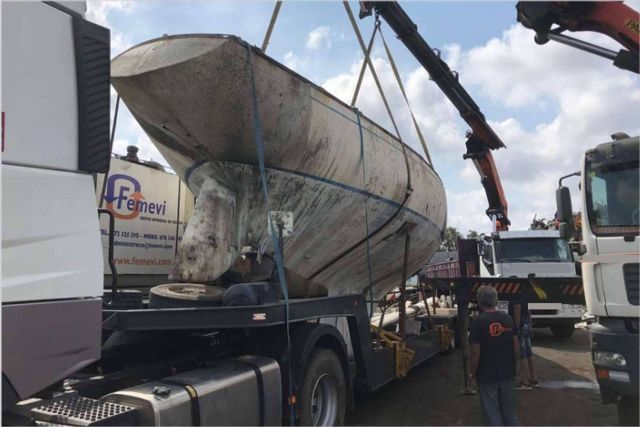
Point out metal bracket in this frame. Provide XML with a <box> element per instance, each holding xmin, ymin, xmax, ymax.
<box><xmin>268</xmin><ymin>211</ymin><xmax>293</xmax><ymax>237</ymax></box>
<box><xmin>370</xmin><ymin>325</ymin><xmax>415</xmax><ymax>379</ymax></box>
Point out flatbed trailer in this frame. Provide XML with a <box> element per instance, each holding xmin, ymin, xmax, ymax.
<box><xmin>6</xmin><ymin>288</ymin><xmax>456</xmax><ymax>426</ymax></box>
<box><xmin>5</xmin><ymin>241</ymin><xmax>585</xmax><ymax>427</ymax></box>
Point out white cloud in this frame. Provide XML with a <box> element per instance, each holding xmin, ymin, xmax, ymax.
<box><xmin>305</xmin><ymin>26</ymin><xmax>332</xmax><ymax>50</ymax></box>
<box><xmin>86</xmin><ymin>1</ymin><xmax>135</xmax><ymax>56</ymax></box>
<box><xmin>322</xmin><ymin>55</ymin><xmax>464</xmax><ymax>159</ymax></box>
<box><xmin>453</xmin><ymin>24</ymin><xmax>640</xmax><ymax>230</ymax></box>
<box><xmin>87</xmin><ymin>1</ymin><xmax>164</xmax><ymax>168</ymax></box>
<box><xmin>86</xmin><ymin>0</ymin><xmax>134</xmax><ymax>27</ymax></box>
<box><xmin>321</xmin><ymin>21</ymin><xmax>639</xmax><ymax>233</ymax></box>
<box><xmin>283</xmin><ymin>51</ymin><xmax>304</xmax><ymax>72</ymax></box>
<box><xmin>99</xmin><ymin>3</ymin><xmax>639</xmax><ymax>235</ymax></box>
<box><xmin>446</xmin><ymin>189</ymin><xmax>490</xmax><ymax>234</ymax></box>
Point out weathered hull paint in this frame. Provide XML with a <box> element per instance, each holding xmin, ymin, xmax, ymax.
<box><xmin>111</xmin><ymin>34</ymin><xmax>446</xmax><ymax>299</ymax></box>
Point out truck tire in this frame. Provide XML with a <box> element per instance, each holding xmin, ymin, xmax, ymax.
<box><xmin>149</xmin><ymin>283</ymin><xmax>224</xmax><ymax>309</ymax></box>
<box><xmin>617</xmin><ymin>396</ymin><xmax>639</xmax><ymax>426</ymax></box>
<box><xmin>550</xmin><ymin>322</ymin><xmax>575</xmax><ymax>340</ymax></box>
<box><xmin>298</xmin><ymin>348</ymin><xmax>346</xmax><ymax>426</ymax></box>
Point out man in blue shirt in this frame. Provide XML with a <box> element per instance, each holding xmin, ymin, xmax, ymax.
<box><xmin>470</xmin><ymin>286</ymin><xmax>520</xmax><ymax>426</ymax></box>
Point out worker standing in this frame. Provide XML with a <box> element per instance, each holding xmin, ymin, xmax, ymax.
<box><xmin>470</xmin><ymin>286</ymin><xmax>520</xmax><ymax>426</ymax></box>
<box><xmin>509</xmin><ymin>297</ymin><xmax>539</xmax><ymax>389</ymax></box>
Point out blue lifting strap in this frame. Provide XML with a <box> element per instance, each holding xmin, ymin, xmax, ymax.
<box><xmin>245</xmin><ymin>42</ymin><xmax>296</xmax><ymax>425</ymax></box>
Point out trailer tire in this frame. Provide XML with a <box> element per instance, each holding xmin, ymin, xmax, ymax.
<box><xmin>617</xmin><ymin>395</ymin><xmax>639</xmax><ymax>426</ymax></box>
<box><xmin>149</xmin><ymin>283</ymin><xmax>224</xmax><ymax>308</ymax></box>
<box><xmin>298</xmin><ymin>348</ymin><xmax>346</xmax><ymax>426</ymax></box>
<box><xmin>550</xmin><ymin>322</ymin><xmax>575</xmax><ymax>340</ymax></box>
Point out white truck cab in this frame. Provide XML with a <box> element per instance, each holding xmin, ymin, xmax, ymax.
<box><xmin>557</xmin><ymin>135</ymin><xmax>639</xmax><ymax>424</ymax></box>
<box><xmin>479</xmin><ymin>229</ymin><xmax>586</xmax><ymax>339</ymax></box>
<box><xmin>2</xmin><ymin>1</ymin><xmax>111</xmax><ymax>405</ymax></box>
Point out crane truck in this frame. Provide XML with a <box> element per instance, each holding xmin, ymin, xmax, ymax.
<box><xmin>516</xmin><ymin>2</ymin><xmax>639</xmax><ymax>424</ymax></box>
<box><xmin>424</xmin><ymin>231</ymin><xmax>586</xmax><ymax>339</ymax></box>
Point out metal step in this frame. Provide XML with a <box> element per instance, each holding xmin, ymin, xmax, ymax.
<box><xmin>30</xmin><ymin>396</ymin><xmax>136</xmax><ymax>426</ymax></box>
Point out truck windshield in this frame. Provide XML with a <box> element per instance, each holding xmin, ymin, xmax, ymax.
<box><xmin>586</xmin><ymin>161</ymin><xmax>639</xmax><ymax>235</ymax></box>
<box><xmin>494</xmin><ymin>238</ymin><xmax>573</xmax><ymax>263</ymax></box>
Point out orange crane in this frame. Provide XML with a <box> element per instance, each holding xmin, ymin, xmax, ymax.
<box><xmin>359</xmin><ymin>1</ymin><xmax>511</xmax><ymax>231</ymax></box>
<box><xmin>360</xmin><ymin>1</ymin><xmax>638</xmax><ymax>231</ymax></box>
<box><xmin>517</xmin><ymin>1</ymin><xmax>639</xmax><ymax>74</ymax></box>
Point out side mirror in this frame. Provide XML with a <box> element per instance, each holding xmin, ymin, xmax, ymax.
<box><xmin>559</xmin><ymin>222</ymin><xmax>575</xmax><ymax>240</ymax></box>
<box><xmin>478</xmin><ymin>242</ymin><xmax>485</xmax><ymax>256</ymax></box>
<box><xmin>556</xmin><ymin>186</ymin><xmax>573</xmax><ymax>222</ymax></box>
<box><xmin>556</xmin><ymin>186</ymin><xmax>575</xmax><ymax>239</ymax></box>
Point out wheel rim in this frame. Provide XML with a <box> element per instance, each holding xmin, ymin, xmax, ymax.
<box><xmin>310</xmin><ymin>373</ymin><xmax>338</xmax><ymax>426</ymax></box>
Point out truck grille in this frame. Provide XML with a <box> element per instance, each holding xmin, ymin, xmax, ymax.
<box><xmin>623</xmin><ymin>263</ymin><xmax>639</xmax><ymax>305</ymax></box>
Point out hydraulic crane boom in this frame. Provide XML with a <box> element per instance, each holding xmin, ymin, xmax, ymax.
<box><xmin>359</xmin><ymin>1</ymin><xmax>511</xmax><ymax>230</ymax></box>
<box><xmin>516</xmin><ymin>1</ymin><xmax>640</xmax><ymax>73</ymax></box>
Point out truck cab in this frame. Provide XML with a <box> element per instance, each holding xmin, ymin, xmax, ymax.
<box><xmin>1</xmin><ymin>1</ymin><xmax>110</xmax><ymax>406</ymax></box>
<box><xmin>479</xmin><ymin>230</ymin><xmax>586</xmax><ymax>339</ymax></box>
<box><xmin>557</xmin><ymin>135</ymin><xmax>639</xmax><ymax>425</ymax></box>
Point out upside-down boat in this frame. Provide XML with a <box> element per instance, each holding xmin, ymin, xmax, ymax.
<box><xmin>111</xmin><ymin>34</ymin><xmax>446</xmax><ymax>299</ymax></box>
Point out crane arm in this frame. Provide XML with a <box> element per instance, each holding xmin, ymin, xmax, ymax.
<box><xmin>359</xmin><ymin>1</ymin><xmax>510</xmax><ymax>230</ymax></box>
<box><xmin>516</xmin><ymin>1</ymin><xmax>640</xmax><ymax>73</ymax></box>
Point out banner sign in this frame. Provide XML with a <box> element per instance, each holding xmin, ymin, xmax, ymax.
<box><xmin>96</xmin><ymin>158</ymin><xmax>194</xmax><ymax>275</ymax></box>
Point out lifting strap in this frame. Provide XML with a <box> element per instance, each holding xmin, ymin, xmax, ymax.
<box><xmin>351</xmin><ymin>20</ymin><xmax>380</xmax><ymax>107</ymax></box>
<box><xmin>378</xmin><ymin>25</ymin><xmax>433</xmax><ymax>165</ymax></box>
<box><xmin>309</xmin><ymin>3</ymin><xmax>415</xmax><ymax>284</ymax></box>
<box><xmin>356</xmin><ymin>110</ymin><xmax>374</xmax><ymax>317</ymax></box>
<box><xmin>261</xmin><ymin>1</ymin><xmax>283</xmax><ymax>52</ymax></box>
<box><xmin>245</xmin><ymin>43</ymin><xmax>296</xmax><ymax>426</ymax></box>
<box><xmin>343</xmin><ymin>1</ymin><xmax>402</xmax><ymax>143</ymax></box>
<box><xmin>343</xmin><ymin>1</ymin><xmax>412</xmax><ymax>193</ymax></box>
<box><xmin>347</xmin><ymin>8</ymin><xmax>433</xmax><ymax>165</ymax></box>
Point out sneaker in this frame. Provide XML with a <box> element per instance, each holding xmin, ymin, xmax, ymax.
<box><xmin>530</xmin><ymin>379</ymin><xmax>540</xmax><ymax>388</ymax></box>
<box><xmin>514</xmin><ymin>382</ymin><xmax>533</xmax><ymax>390</ymax></box>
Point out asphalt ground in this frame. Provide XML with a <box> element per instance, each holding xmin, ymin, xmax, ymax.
<box><xmin>347</xmin><ymin>327</ymin><xmax>618</xmax><ymax>426</ymax></box>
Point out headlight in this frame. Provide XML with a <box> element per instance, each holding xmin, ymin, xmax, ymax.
<box><xmin>593</xmin><ymin>351</ymin><xmax>627</xmax><ymax>368</ymax></box>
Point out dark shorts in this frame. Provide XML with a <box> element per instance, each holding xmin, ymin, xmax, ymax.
<box><xmin>518</xmin><ymin>324</ymin><xmax>533</xmax><ymax>359</ymax></box>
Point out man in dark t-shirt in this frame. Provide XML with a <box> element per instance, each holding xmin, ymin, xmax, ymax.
<box><xmin>470</xmin><ymin>286</ymin><xmax>520</xmax><ymax>426</ymax></box>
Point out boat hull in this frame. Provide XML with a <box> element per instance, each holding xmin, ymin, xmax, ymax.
<box><xmin>111</xmin><ymin>35</ymin><xmax>446</xmax><ymax>298</ymax></box>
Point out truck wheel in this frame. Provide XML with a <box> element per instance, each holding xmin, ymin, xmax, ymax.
<box><xmin>298</xmin><ymin>348</ymin><xmax>346</xmax><ymax>426</ymax></box>
<box><xmin>617</xmin><ymin>396</ymin><xmax>639</xmax><ymax>426</ymax></box>
<box><xmin>149</xmin><ymin>283</ymin><xmax>224</xmax><ymax>308</ymax></box>
<box><xmin>550</xmin><ymin>322</ymin><xmax>575</xmax><ymax>340</ymax></box>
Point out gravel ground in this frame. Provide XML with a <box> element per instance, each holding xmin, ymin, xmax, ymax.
<box><xmin>347</xmin><ymin>327</ymin><xmax>618</xmax><ymax>426</ymax></box>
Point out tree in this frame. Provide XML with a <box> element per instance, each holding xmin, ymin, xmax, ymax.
<box><xmin>466</xmin><ymin>230</ymin><xmax>479</xmax><ymax>239</ymax></box>
<box><xmin>440</xmin><ymin>226</ymin><xmax>461</xmax><ymax>251</ymax></box>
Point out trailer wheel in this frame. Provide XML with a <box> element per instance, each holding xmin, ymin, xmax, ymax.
<box><xmin>298</xmin><ymin>348</ymin><xmax>346</xmax><ymax>426</ymax></box>
<box><xmin>550</xmin><ymin>322</ymin><xmax>575</xmax><ymax>340</ymax></box>
<box><xmin>149</xmin><ymin>283</ymin><xmax>224</xmax><ymax>308</ymax></box>
<box><xmin>617</xmin><ymin>395</ymin><xmax>639</xmax><ymax>426</ymax></box>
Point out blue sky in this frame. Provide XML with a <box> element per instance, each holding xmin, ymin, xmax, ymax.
<box><xmin>90</xmin><ymin>0</ymin><xmax>640</xmax><ymax>234</ymax></box>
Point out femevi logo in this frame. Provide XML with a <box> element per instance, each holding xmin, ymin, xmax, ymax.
<box><xmin>104</xmin><ymin>174</ymin><xmax>167</xmax><ymax>220</ymax></box>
